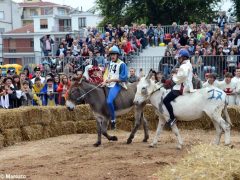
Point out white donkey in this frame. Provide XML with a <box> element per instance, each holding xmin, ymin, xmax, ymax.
<box><xmin>134</xmin><ymin>70</ymin><xmax>232</xmax><ymax>149</ymax></box>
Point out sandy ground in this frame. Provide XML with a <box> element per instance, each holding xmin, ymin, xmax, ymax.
<box><xmin>0</xmin><ymin>129</ymin><xmax>239</xmax><ymax>180</ymax></box>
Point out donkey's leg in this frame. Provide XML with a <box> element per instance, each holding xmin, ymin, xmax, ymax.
<box><xmin>93</xmin><ymin>120</ymin><xmax>102</xmax><ymax>147</ymax></box>
<box><xmin>213</xmin><ymin>114</ymin><xmax>231</xmax><ymax>146</ymax></box>
<box><xmin>171</xmin><ymin>124</ymin><xmax>183</xmax><ymax>149</ymax></box>
<box><xmin>101</xmin><ymin>118</ymin><xmax>118</xmax><ymax>141</ymax></box>
<box><xmin>142</xmin><ymin>115</ymin><xmax>149</xmax><ymax>142</ymax></box>
<box><xmin>211</xmin><ymin>120</ymin><xmax>223</xmax><ymax>145</ymax></box>
<box><xmin>206</xmin><ymin>107</ymin><xmax>231</xmax><ymax>145</ymax></box>
<box><xmin>150</xmin><ymin>117</ymin><xmax>165</xmax><ymax>148</ymax></box>
<box><xmin>127</xmin><ymin>106</ymin><xmax>143</xmax><ymax>144</ymax></box>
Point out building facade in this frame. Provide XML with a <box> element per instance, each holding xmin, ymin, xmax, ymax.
<box><xmin>2</xmin><ymin>0</ymin><xmax>103</xmax><ymax>66</ymax></box>
<box><xmin>0</xmin><ymin>0</ymin><xmax>22</xmax><ymax>64</ymax></box>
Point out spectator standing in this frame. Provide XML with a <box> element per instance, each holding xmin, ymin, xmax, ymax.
<box><xmin>3</xmin><ymin>77</ymin><xmax>17</xmax><ymax>109</ymax></box>
<box><xmin>40</xmin><ymin>35</ymin><xmax>54</xmax><ymax>56</ymax></box>
<box><xmin>154</xmin><ymin>24</ymin><xmax>164</xmax><ymax>46</ymax></box>
<box><xmin>202</xmin><ymin>73</ymin><xmax>218</xmax><ymax>88</ymax></box>
<box><xmin>57</xmin><ymin>75</ymin><xmax>71</xmax><ymax>105</ymax></box>
<box><xmin>32</xmin><ymin>77</ymin><xmax>44</xmax><ymax>106</ymax></box>
<box><xmin>128</xmin><ymin>68</ymin><xmax>139</xmax><ymax>83</ymax></box>
<box><xmin>21</xmin><ymin>81</ymin><xmax>33</xmax><ymax>106</ymax></box>
<box><xmin>218</xmin><ymin>72</ymin><xmax>237</xmax><ymax>105</ymax></box>
<box><xmin>41</xmin><ymin>78</ymin><xmax>58</xmax><ymax>106</ymax></box>
<box><xmin>31</xmin><ymin>67</ymin><xmax>45</xmax><ymax>84</ymax></box>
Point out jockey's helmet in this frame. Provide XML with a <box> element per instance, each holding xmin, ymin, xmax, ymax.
<box><xmin>178</xmin><ymin>49</ymin><xmax>189</xmax><ymax>58</ymax></box>
<box><xmin>109</xmin><ymin>45</ymin><xmax>120</xmax><ymax>55</ymax></box>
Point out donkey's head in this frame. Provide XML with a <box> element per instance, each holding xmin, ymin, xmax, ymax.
<box><xmin>133</xmin><ymin>69</ymin><xmax>157</xmax><ymax>105</ymax></box>
<box><xmin>66</xmin><ymin>76</ymin><xmax>85</xmax><ymax>111</ymax></box>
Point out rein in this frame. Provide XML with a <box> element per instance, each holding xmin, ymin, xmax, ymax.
<box><xmin>151</xmin><ymin>85</ymin><xmax>164</xmax><ymax>96</ymax></box>
<box><xmin>78</xmin><ymin>83</ymin><xmax>102</xmax><ymax>100</ymax></box>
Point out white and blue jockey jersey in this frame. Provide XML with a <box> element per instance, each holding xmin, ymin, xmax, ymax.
<box><xmin>107</xmin><ymin>59</ymin><xmax>124</xmax><ymax>87</ymax></box>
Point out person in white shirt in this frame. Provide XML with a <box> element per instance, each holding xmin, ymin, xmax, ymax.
<box><xmin>232</xmin><ymin>68</ymin><xmax>240</xmax><ymax>84</ymax></box>
<box><xmin>31</xmin><ymin>67</ymin><xmax>45</xmax><ymax>84</ymax></box>
<box><xmin>232</xmin><ymin>68</ymin><xmax>240</xmax><ymax>105</ymax></box>
<box><xmin>218</xmin><ymin>72</ymin><xmax>237</xmax><ymax>105</ymax></box>
<box><xmin>203</xmin><ymin>73</ymin><xmax>219</xmax><ymax>88</ymax></box>
<box><xmin>163</xmin><ymin>49</ymin><xmax>195</xmax><ymax>127</ymax></box>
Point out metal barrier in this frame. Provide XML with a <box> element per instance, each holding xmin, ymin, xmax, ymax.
<box><xmin>39</xmin><ymin>54</ymin><xmax>240</xmax><ymax>81</ymax></box>
<box><xmin>95</xmin><ymin>22</ymin><xmax>237</xmax><ymax>35</ymax></box>
<box><xmin>132</xmin><ymin>55</ymin><xmax>240</xmax><ymax>80</ymax></box>
<box><xmin>32</xmin><ymin>92</ymin><xmax>66</xmax><ymax>106</ymax></box>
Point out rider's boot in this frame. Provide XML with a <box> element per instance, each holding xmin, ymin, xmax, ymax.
<box><xmin>111</xmin><ymin>120</ymin><xmax>116</xmax><ymax>130</ymax></box>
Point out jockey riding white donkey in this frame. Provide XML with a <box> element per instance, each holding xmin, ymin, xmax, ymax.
<box><xmin>134</xmin><ymin>70</ymin><xmax>232</xmax><ymax>148</ymax></box>
<box><xmin>101</xmin><ymin>45</ymin><xmax>128</xmax><ymax>130</ymax></box>
<box><xmin>163</xmin><ymin>49</ymin><xmax>196</xmax><ymax>127</ymax></box>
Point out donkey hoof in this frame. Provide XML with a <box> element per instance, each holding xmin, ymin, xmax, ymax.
<box><xmin>176</xmin><ymin>144</ymin><xmax>182</xmax><ymax>150</ymax></box>
<box><xmin>142</xmin><ymin>138</ymin><xmax>148</xmax><ymax>143</ymax></box>
<box><xmin>127</xmin><ymin>138</ymin><xmax>132</xmax><ymax>144</ymax></box>
<box><xmin>149</xmin><ymin>143</ymin><xmax>156</xmax><ymax>148</ymax></box>
<box><xmin>225</xmin><ymin>143</ymin><xmax>234</xmax><ymax>149</ymax></box>
<box><xmin>93</xmin><ymin>142</ymin><xmax>101</xmax><ymax>147</ymax></box>
<box><xmin>110</xmin><ymin>136</ymin><xmax>118</xmax><ymax>141</ymax></box>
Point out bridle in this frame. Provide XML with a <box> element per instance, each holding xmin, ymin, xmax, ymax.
<box><xmin>77</xmin><ymin>83</ymin><xmax>102</xmax><ymax>100</ymax></box>
<box><xmin>71</xmin><ymin>78</ymin><xmax>102</xmax><ymax>101</ymax></box>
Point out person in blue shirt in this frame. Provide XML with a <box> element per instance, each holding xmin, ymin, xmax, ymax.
<box><xmin>101</xmin><ymin>45</ymin><xmax>128</xmax><ymax>130</ymax></box>
<box><xmin>40</xmin><ymin>78</ymin><xmax>58</xmax><ymax>106</ymax></box>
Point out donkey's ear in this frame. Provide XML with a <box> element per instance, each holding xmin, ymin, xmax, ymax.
<box><xmin>145</xmin><ymin>69</ymin><xmax>153</xmax><ymax>80</ymax></box>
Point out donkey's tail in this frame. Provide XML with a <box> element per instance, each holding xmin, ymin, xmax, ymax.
<box><xmin>223</xmin><ymin>100</ymin><xmax>232</xmax><ymax>126</ymax></box>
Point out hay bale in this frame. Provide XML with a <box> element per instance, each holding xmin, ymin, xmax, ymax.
<box><xmin>228</xmin><ymin>106</ymin><xmax>240</xmax><ymax>130</ymax></box>
<box><xmin>40</xmin><ymin>107</ymin><xmax>52</xmax><ymax>126</ymax></box>
<box><xmin>0</xmin><ymin>134</ymin><xmax>4</xmax><ymax>148</ymax></box>
<box><xmin>76</xmin><ymin>120</ymin><xmax>96</xmax><ymax>134</ymax></box>
<box><xmin>21</xmin><ymin>107</ymin><xmax>50</xmax><ymax>126</ymax></box>
<box><xmin>0</xmin><ymin>109</ymin><xmax>24</xmax><ymax>130</ymax></box>
<box><xmin>3</xmin><ymin>128</ymin><xmax>22</xmax><ymax>146</ymax></box>
<box><xmin>49</xmin><ymin>106</ymin><xmax>67</xmax><ymax>122</ymax></box>
<box><xmin>49</xmin><ymin>120</ymin><xmax>63</xmax><ymax>137</ymax></box>
<box><xmin>154</xmin><ymin>144</ymin><xmax>240</xmax><ymax>180</ymax></box>
<box><xmin>21</xmin><ymin>125</ymin><xmax>44</xmax><ymax>141</ymax></box>
<box><xmin>75</xmin><ymin>105</ymin><xmax>95</xmax><ymax>120</ymax></box>
<box><xmin>42</xmin><ymin>125</ymin><xmax>52</xmax><ymax>139</ymax></box>
<box><xmin>117</xmin><ymin>118</ymin><xmax>133</xmax><ymax>131</ymax></box>
<box><xmin>61</xmin><ymin>121</ymin><xmax>76</xmax><ymax>135</ymax></box>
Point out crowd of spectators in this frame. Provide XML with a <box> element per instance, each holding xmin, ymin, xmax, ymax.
<box><xmin>159</xmin><ymin>21</ymin><xmax>240</xmax><ymax>79</ymax></box>
<box><xmin>1</xmin><ymin>20</ymin><xmax>240</xmax><ymax>108</ymax></box>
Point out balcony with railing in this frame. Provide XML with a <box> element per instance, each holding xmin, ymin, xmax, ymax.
<box><xmin>3</xmin><ymin>47</ymin><xmax>34</xmax><ymax>53</ymax></box>
<box><xmin>59</xmin><ymin>26</ymin><xmax>72</xmax><ymax>32</ymax></box>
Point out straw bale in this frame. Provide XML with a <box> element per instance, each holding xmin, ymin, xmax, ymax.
<box><xmin>40</xmin><ymin>107</ymin><xmax>52</xmax><ymax>126</ymax></box>
<box><xmin>21</xmin><ymin>125</ymin><xmax>44</xmax><ymax>141</ymax></box>
<box><xmin>49</xmin><ymin>120</ymin><xmax>63</xmax><ymax>137</ymax></box>
<box><xmin>76</xmin><ymin>120</ymin><xmax>96</xmax><ymax>133</ymax></box>
<box><xmin>61</xmin><ymin>121</ymin><xmax>77</xmax><ymax>135</ymax></box>
<box><xmin>0</xmin><ymin>134</ymin><xmax>4</xmax><ymax>148</ymax></box>
<box><xmin>3</xmin><ymin>128</ymin><xmax>22</xmax><ymax>146</ymax></box>
<box><xmin>42</xmin><ymin>125</ymin><xmax>51</xmax><ymax>138</ymax></box>
<box><xmin>65</xmin><ymin>109</ymin><xmax>78</xmax><ymax>122</ymax></box>
<box><xmin>227</xmin><ymin>106</ymin><xmax>240</xmax><ymax>130</ymax></box>
<box><xmin>21</xmin><ymin>107</ymin><xmax>47</xmax><ymax>125</ymax></box>
<box><xmin>49</xmin><ymin>106</ymin><xmax>67</xmax><ymax>122</ymax></box>
<box><xmin>0</xmin><ymin>109</ymin><xmax>24</xmax><ymax>130</ymax></box>
<box><xmin>154</xmin><ymin>144</ymin><xmax>240</xmax><ymax>180</ymax></box>
<box><xmin>117</xmin><ymin>118</ymin><xmax>133</xmax><ymax>131</ymax></box>
<box><xmin>75</xmin><ymin>105</ymin><xmax>95</xmax><ymax>120</ymax></box>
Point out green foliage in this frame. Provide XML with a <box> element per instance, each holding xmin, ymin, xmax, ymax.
<box><xmin>96</xmin><ymin>0</ymin><xmax>222</xmax><ymax>25</ymax></box>
<box><xmin>232</xmin><ymin>0</ymin><xmax>240</xmax><ymax>21</ymax></box>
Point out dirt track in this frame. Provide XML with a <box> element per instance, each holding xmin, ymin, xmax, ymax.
<box><xmin>0</xmin><ymin>129</ymin><xmax>239</xmax><ymax>180</ymax></box>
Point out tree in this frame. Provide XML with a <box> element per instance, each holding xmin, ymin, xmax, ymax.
<box><xmin>96</xmin><ymin>0</ymin><xmax>222</xmax><ymax>26</ymax></box>
<box><xmin>232</xmin><ymin>0</ymin><xmax>240</xmax><ymax>21</ymax></box>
